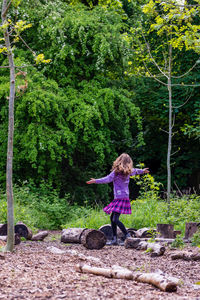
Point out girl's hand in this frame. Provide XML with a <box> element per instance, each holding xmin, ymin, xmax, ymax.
<box><xmin>86</xmin><ymin>178</ymin><xmax>96</xmax><ymax>184</ymax></box>
<box><xmin>143</xmin><ymin>168</ymin><xmax>149</xmax><ymax>174</ymax></box>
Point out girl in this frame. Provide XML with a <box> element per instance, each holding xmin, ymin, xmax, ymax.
<box><xmin>86</xmin><ymin>153</ymin><xmax>149</xmax><ymax>245</ymax></box>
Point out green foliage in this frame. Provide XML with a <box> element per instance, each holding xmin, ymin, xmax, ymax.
<box><xmin>171</xmin><ymin>234</ymin><xmax>185</xmax><ymax>249</ymax></box>
<box><xmin>191</xmin><ymin>229</ymin><xmax>200</xmax><ymax>247</ymax></box>
<box><xmin>164</xmin><ymin>194</ymin><xmax>200</xmax><ymax>232</ymax></box>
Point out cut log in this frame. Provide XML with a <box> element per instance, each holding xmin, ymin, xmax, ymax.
<box><xmin>125</xmin><ymin>238</ymin><xmax>165</xmax><ymax>256</ymax></box>
<box><xmin>0</xmin><ymin>233</ymin><xmax>21</xmax><ymax>245</ymax></box>
<box><xmin>15</xmin><ymin>222</ymin><xmax>32</xmax><ymax>239</ymax></box>
<box><xmin>184</xmin><ymin>222</ymin><xmax>199</xmax><ymax>239</ymax></box>
<box><xmin>157</xmin><ymin>224</ymin><xmax>174</xmax><ymax>238</ymax></box>
<box><xmin>61</xmin><ymin>228</ymin><xmax>87</xmax><ymax>244</ymax></box>
<box><xmin>171</xmin><ymin>251</ymin><xmax>200</xmax><ymax>261</ymax></box>
<box><xmin>99</xmin><ymin>224</ymin><xmax>113</xmax><ymax>240</ymax></box>
<box><xmin>31</xmin><ymin>231</ymin><xmax>48</xmax><ymax>241</ymax></box>
<box><xmin>80</xmin><ymin>229</ymin><xmax>107</xmax><ymax>250</ymax></box>
<box><xmin>76</xmin><ymin>263</ymin><xmax>178</xmax><ymax>292</ymax></box>
<box><xmin>0</xmin><ymin>224</ymin><xmax>8</xmax><ymax>235</ymax></box>
<box><xmin>127</xmin><ymin>228</ymin><xmax>137</xmax><ymax>237</ymax></box>
<box><xmin>0</xmin><ymin>223</ymin><xmax>32</xmax><ymax>239</ymax></box>
<box><xmin>136</xmin><ymin>227</ymin><xmax>156</xmax><ymax>238</ymax></box>
<box><xmin>124</xmin><ymin>238</ymin><xmax>141</xmax><ymax>249</ymax></box>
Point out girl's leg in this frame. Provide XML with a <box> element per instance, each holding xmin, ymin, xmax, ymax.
<box><xmin>112</xmin><ymin>212</ymin><xmax>128</xmax><ymax>236</ymax></box>
<box><xmin>110</xmin><ymin>212</ymin><xmax>117</xmax><ymax>237</ymax></box>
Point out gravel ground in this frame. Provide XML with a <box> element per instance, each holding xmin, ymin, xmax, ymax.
<box><xmin>0</xmin><ymin>231</ymin><xmax>200</xmax><ymax>300</ymax></box>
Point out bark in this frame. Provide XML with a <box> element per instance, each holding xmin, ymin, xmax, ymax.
<box><xmin>99</xmin><ymin>224</ymin><xmax>113</xmax><ymax>240</ymax></box>
<box><xmin>31</xmin><ymin>231</ymin><xmax>48</xmax><ymax>241</ymax></box>
<box><xmin>80</xmin><ymin>229</ymin><xmax>107</xmax><ymax>250</ymax></box>
<box><xmin>184</xmin><ymin>222</ymin><xmax>199</xmax><ymax>239</ymax></box>
<box><xmin>47</xmin><ymin>246</ymin><xmax>101</xmax><ymax>263</ymax></box>
<box><xmin>157</xmin><ymin>224</ymin><xmax>174</xmax><ymax>238</ymax></box>
<box><xmin>61</xmin><ymin>228</ymin><xmax>87</xmax><ymax>244</ymax></box>
<box><xmin>15</xmin><ymin>223</ymin><xmax>32</xmax><ymax>239</ymax></box>
<box><xmin>0</xmin><ymin>223</ymin><xmax>32</xmax><ymax>239</ymax></box>
<box><xmin>1</xmin><ymin>0</ymin><xmax>15</xmax><ymax>252</ymax></box>
<box><xmin>171</xmin><ymin>251</ymin><xmax>200</xmax><ymax>261</ymax></box>
<box><xmin>76</xmin><ymin>263</ymin><xmax>178</xmax><ymax>292</ymax></box>
<box><xmin>125</xmin><ymin>238</ymin><xmax>165</xmax><ymax>257</ymax></box>
<box><xmin>136</xmin><ymin>227</ymin><xmax>156</xmax><ymax>238</ymax></box>
<box><xmin>167</xmin><ymin>43</ymin><xmax>172</xmax><ymax>208</ymax></box>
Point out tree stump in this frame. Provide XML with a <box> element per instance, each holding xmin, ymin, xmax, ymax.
<box><xmin>81</xmin><ymin>229</ymin><xmax>107</xmax><ymax>250</ymax></box>
<box><xmin>157</xmin><ymin>224</ymin><xmax>174</xmax><ymax>238</ymax></box>
<box><xmin>61</xmin><ymin>228</ymin><xmax>87</xmax><ymax>244</ymax></box>
<box><xmin>184</xmin><ymin>222</ymin><xmax>199</xmax><ymax>240</ymax></box>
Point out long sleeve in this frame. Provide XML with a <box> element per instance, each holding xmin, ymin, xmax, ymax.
<box><xmin>95</xmin><ymin>171</ymin><xmax>115</xmax><ymax>184</ymax></box>
<box><xmin>131</xmin><ymin>168</ymin><xmax>144</xmax><ymax>176</ymax></box>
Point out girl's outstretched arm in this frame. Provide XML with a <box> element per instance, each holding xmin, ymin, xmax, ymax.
<box><xmin>86</xmin><ymin>171</ymin><xmax>115</xmax><ymax>185</ymax></box>
<box><xmin>86</xmin><ymin>178</ymin><xmax>96</xmax><ymax>184</ymax></box>
<box><xmin>131</xmin><ymin>168</ymin><xmax>150</xmax><ymax>176</ymax></box>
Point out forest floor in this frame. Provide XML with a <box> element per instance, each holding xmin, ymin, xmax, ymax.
<box><xmin>0</xmin><ymin>231</ymin><xmax>200</xmax><ymax>300</ymax></box>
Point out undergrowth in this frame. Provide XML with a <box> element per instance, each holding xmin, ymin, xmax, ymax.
<box><xmin>0</xmin><ymin>175</ymin><xmax>199</xmax><ymax>233</ymax></box>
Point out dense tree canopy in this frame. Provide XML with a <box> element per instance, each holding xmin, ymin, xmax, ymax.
<box><xmin>0</xmin><ymin>0</ymin><xmax>199</xmax><ymax>204</ymax></box>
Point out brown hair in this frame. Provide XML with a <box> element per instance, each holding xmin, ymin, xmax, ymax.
<box><xmin>111</xmin><ymin>153</ymin><xmax>133</xmax><ymax>176</ymax></box>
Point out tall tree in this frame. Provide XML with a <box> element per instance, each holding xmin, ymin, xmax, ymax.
<box><xmin>128</xmin><ymin>0</ymin><xmax>200</xmax><ymax>206</ymax></box>
<box><xmin>0</xmin><ymin>0</ymin><xmax>50</xmax><ymax>251</ymax></box>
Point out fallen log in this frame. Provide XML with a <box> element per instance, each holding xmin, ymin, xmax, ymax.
<box><xmin>0</xmin><ymin>234</ymin><xmax>21</xmax><ymax>245</ymax></box>
<box><xmin>124</xmin><ymin>238</ymin><xmax>165</xmax><ymax>256</ymax></box>
<box><xmin>99</xmin><ymin>224</ymin><xmax>113</xmax><ymax>240</ymax></box>
<box><xmin>61</xmin><ymin>228</ymin><xmax>87</xmax><ymax>244</ymax></box>
<box><xmin>136</xmin><ymin>227</ymin><xmax>156</xmax><ymax>238</ymax></box>
<box><xmin>80</xmin><ymin>229</ymin><xmax>107</xmax><ymax>250</ymax></box>
<box><xmin>47</xmin><ymin>246</ymin><xmax>102</xmax><ymax>263</ymax></box>
<box><xmin>0</xmin><ymin>223</ymin><xmax>32</xmax><ymax>239</ymax></box>
<box><xmin>15</xmin><ymin>222</ymin><xmax>32</xmax><ymax>239</ymax></box>
<box><xmin>171</xmin><ymin>251</ymin><xmax>200</xmax><ymax>261</ymax></box>
<box><xmin>31</xmin><ymin>231</ymin><xmax>48</xmax><ymax>241</ymax></box>
<box><xmin>76</xmin><ymin>263</ymin><xmax>178</xmax><ymax>292</ymax></box>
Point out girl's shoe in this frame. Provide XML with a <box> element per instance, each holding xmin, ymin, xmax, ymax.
<box><xmin>106</xmin><ymin>236</ymin><xmax>118</xmax><ymax>246</ymax></box>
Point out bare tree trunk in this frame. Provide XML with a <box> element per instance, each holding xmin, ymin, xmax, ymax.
<box><xmin>1</xmin><ymin>0</ymin><xmax>15</xmax><ymax>252</ymax></box>
<box><xmin>167</xmin><ymin>43</ymin><xmax>172</xmax><ymax>210</ymax></box>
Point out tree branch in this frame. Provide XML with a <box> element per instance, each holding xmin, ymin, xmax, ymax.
<box><xmin>1</xmin><ymin>0</ymin><xmax>12</xmax><ymax>18</ymax></box>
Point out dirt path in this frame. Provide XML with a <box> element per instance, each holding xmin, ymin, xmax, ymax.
<box><xmin>0</xmin><ymin>231</ymin><xmax>200</xmax><ymax>300</ymax></box>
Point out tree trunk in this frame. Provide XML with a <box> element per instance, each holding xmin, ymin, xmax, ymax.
<box><xmin>80</xmin><ymin>229</ymin><xmax>107</xmax><ymax>250</ymax></box>
<box><xmin>61</xmin><ymin>228</ymin><xmax>87</xmax><ymax>244</ymax></box>
<box><xmin>1</xmin><ymin>0</ymin><xmax>16</xmax><ymax>252</ymax></box>
<box><xmin>167</xmin><ymin>43</ymin><xmax>172</xmax><ymax>209</ymax></box>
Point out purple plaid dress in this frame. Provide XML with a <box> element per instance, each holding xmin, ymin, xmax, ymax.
<box><xmin>95</xmin><ymin>168</ymin><xmax>144</xmax><ymax>215</ymax></box>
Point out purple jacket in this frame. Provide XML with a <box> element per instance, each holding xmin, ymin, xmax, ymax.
<box><xmin>95</xmin><ymin>168</ymin><xmax>144</xmax><ymax>199</ymax></box>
